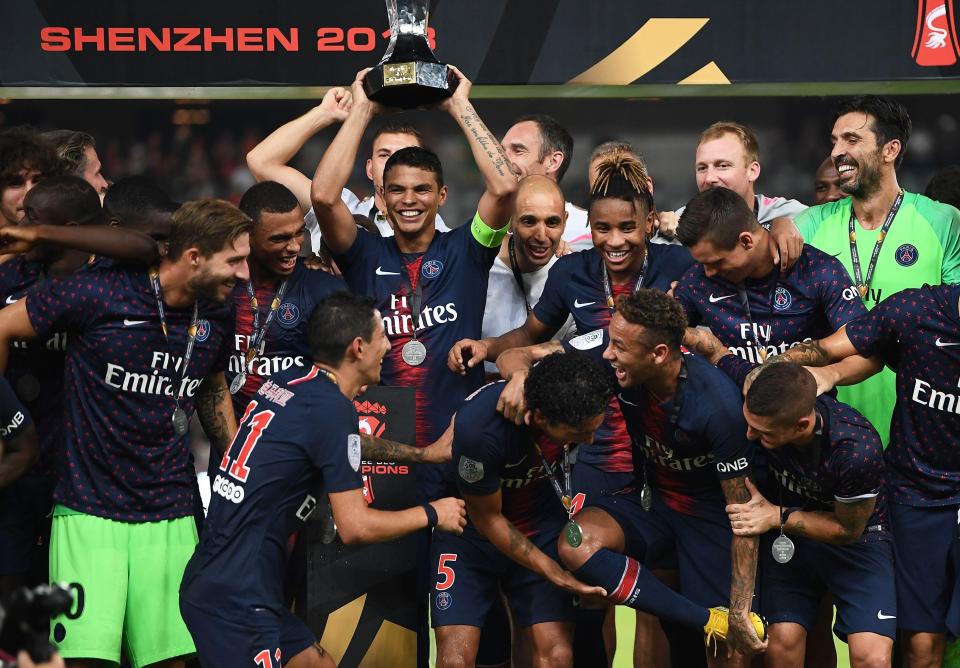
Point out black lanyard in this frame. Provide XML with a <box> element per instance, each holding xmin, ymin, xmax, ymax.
<box><xmin>736</xmin><ymin>270</ymin><xmax>780</xmax><ymax>362</ymax></box>
<box><xmin>848</xmin><ymin>189</ymin><xmax>904</xmax><ymax>300</ymax></box>
<box><xmin>507</xmin><ymin>235</ymin><xmax>532</xmax><ymax>313</ymax></box>
<box><xmin>602</xmin><ymin>252</ymin><xmax>648</xmax><ymax>310</ymax></box>
<box><xmin>149</xmin><ymin>269</ymin><xmax>199</xmax><ymax>409</ymax></box>
<box><xmin>533</xmin><ymin>437</ymin><xmax>573</xmax><ymax>512</ymax></box>
<box><xmin>241</xmin><ymin>278</ymin><xmax>289</xmax><ymax>369</ymax></box>
<box><xmin>399</xmin><ymin>257</ymin><xmax>424</xmax><ymax>341</ymax></box>
<box><xmin>775</xmin><ymin>411</ymin><xmax>824</xmax><ymax>509</ymax></box>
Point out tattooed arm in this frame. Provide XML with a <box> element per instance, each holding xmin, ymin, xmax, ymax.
<box><xmin>682</xmin><ymin>327</ymin><xmax>731</xmax><ymax>365</ymax></box>
<box><xmin>441</xmin><ymin>66</ymin><xmax>517</xmax><ymax>230</ymax></box>
<box><xmin>464</xmin><ymin>488</ymin><xmax>605</xmax><ymax>598</ymax></box>
<box><xmin>720</xmin><ymin>476</ymin><xmax>765</xmax><ymax>655</ymax></box>
<box><xmin>195</xmin><ymin>371</ymin><xmax>237</xmax><ymax>458</ymax></box>
<box><xmin>361</xmin><ymin>415</ymin><xmax>454</xmax><ymax>464</ymax></box>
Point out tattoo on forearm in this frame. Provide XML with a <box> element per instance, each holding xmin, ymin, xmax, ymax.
<box><xmin>196</xmin><ymin>379</ymin><xmax>233</xmax><ymax>456</ymax></box>
<box><xmin>722</xmin><ymin>478</ymin><xmax>758</xmax><ymax>615</ymax></box>
<box><xmin>776</xmin><ymin>340</ymin><xmax>830</xmax><ymax>367</ymax></box>
<box><xmin>459</xmin><ymin>104</ymin><xmax>510</xmax><ymax>178</ymax></box>
<box><xmin>360</xmin><ymin>434</ymin><xmax>422</xmax><ymax>463</ymax></box>
<box><xmin>507</xmin><ymin>522</ymin><xmax>534</xmax><ymax>558</ymax></box>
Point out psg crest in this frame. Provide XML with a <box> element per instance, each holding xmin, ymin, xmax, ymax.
<box><xmin>278</xmin><ymin>302</ymin><xmax>301</xmax><ymax>327</ymax></box>
<box><xmin>895</xmin><ymin>243</ymin><xmax>919</xmax><ymax>266</ymax></box>
<box><xmin>772</xmin><ymin>287</ymin><xmax>793</xmax><ymax>311</ymax></box>
<box><xmin>195</xmin><ymin>319</ymin><xmax>211</xmax><ymax>342</ymax></box>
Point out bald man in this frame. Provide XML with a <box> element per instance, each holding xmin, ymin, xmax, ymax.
<box><xmin>814</xmin><ymin>157</ymin><xmax>845</xmax><ymax>205</ymax></box>
<box><xmin>481</xmin><ymin>175</ymin><xmax>574</xmax><ymax>376</ymax></box>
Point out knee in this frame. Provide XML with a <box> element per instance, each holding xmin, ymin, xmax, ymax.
<box><xmin>905</xmin><ymin>632</ymin><xmax>946</xmax><ymax>668</ymax></box>
<box><xmin>435</xmin><ymin>648</ymin><xmax>473</xmax><ymax>668</ymax></box>
<box><xmin>765</xmin><ymin>624</ymin><xmax>806</xmax><ymax>665</ymax></box>
<box><xmin>557</xmin><ymin>532</ymin><xmax>589</xmax><ymax>571</ymax></box>
<box><xmin>533</xmin><ymin>642</ymin><xmax>573</xmax><ymax>668</ymax></box>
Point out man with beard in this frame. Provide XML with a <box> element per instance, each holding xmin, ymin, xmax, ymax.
<box><xmin>0</xmin><ymin>128</ymin><xmax>58</xmax><ymax>229</ymax></box>
<box><xmin>0</xmin><ymin>199</ymin><xmax>249</xmax><ymax>668</ymax></box>
<box><xmin>794</xmin><ymin>95</ymin><xmax>960</xmax><ymax>447</ymax></box>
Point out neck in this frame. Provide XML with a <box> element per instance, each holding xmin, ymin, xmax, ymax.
<box><xmin>395</xmin><ymin>224</ymin><xmax>436</xmax><ymax>254</ymax></box>
<box><xmin>46</xmin><ymin>249</ymin><xmax>90</xmax><ymax>278</ymax></box>
<box><xmin>373</xmin><ymin>191</ymin><xmax>387</xmax><ymax>221</ymax></box>
<box><xmin>791</xmin><ymin>410</ymin><xmax>820</xmax><ymax>448</ymax></box>
<box><xmin>852</xmin><ymin>171</ymin><xmax>901</xmax><ymax>230</ymax></box>
<box><xmin>157</xmin><ymin>259</ymin><xmax>196</xmax><ymax>308</ymax></box>
<box><xmin>607</xmin><ymin>245</ymin><xmax>647</xmax><ymax>285</ymax></box>
<box><xmin>643</xmin><ymin>356</ymin><xmax>681</xmax><ymax>402</ymax></box>
<box><xmin>316</xmin><ymin>362</ymin><xmax>365</xmax><ymax>401</ymax></box>
<box><xmin>248</xmin><ymin>259</ymin><xmax>282</xmax><ymax>288</ymax></box>
<box><xmin>746</xmin><ymin>230</ymin><xmax>778</xmax><ymax>280</ymax></box>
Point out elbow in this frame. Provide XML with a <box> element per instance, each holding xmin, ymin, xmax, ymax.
<box><xmin>245</xmin><ymin>148</ymin><xmax>267</xmax><ymax>181</ymax></box>
<box><xmin>310</xmin><ymin>180</ymin><xmax>341</xmax><ymax>212</ymax></box>
<box><xmin>488</xmin><ymin>177</ymin><xmax>518</xmax><ymax>202</ymax></box>
<box><xmin>336</xmin><ymin>519</ymin><xmax>368</xmax><ymax>545</ymax></box>
<box><xmin>833</xmin><ymin>526</ymin><xmax>864</xmax><ymax>546</ymax></box>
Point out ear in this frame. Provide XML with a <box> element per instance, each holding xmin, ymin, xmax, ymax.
<box><xmin>184</xmin><ymin>248</ymin><xmax>201</xmax><ymax>267</ymax></box>
<box><xmin>347</xmin><ymin>335</ymin><xmax>364</xmax><ymax>362</ymax></box>
<box><xmin>437</xmin><ymin>184</ymin><xmax>449</xmax><ymax>208</ymax></box>
<box><xmin>645</xmin><ymin>208</ymin><xmax>658</xmax><ymax>235</ymax></box>
<box><xmin>365</xmin><ymin>158</ymin><xmax>374</xmax><ymax>182</ymax></box>
<box><xmin>546</xmin><ymin>151</ymin><xmax>564</xmax><ymax>178</ymax></box>
<box><xmin>529</xmin><ymin>408</ymin><xmax>547</xmax><ymax>431</ymax></box>
<box><xmin>646</xmin><ymin>176</ymin><xmax>655</xmax><ymax>196</ymax></box>
<box><xmin>652</xmin><ymin>342</ymin><xmax>672</xmax><ymax>364</ymax></box>
<box><xmin>795</xmin><ymin>414</ymin><xmax>813</xmax><ymax>435</ymax></box>
<box><xmin>746</xmin><ymin>160</ymin><xmax>761</xmax><ymax>184</ymax></box>
<box><xmin>738</xmin><ymin>230</ymin><xmax>756</xmax><ymax>251</ymax></box>
<box><xmin>882</xmin><ymin>139</ymin><xmax>901</xmax><ymax>166</ymax></box>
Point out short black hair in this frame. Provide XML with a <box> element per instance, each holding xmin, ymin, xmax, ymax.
<box><xmin>745</xmin><ymin>362</ymin><xmax>817</xmax><ymax>426</ymax></box>
<box><xmin>925</xmin><ymin>165</ymin><xmax>960</xmax><ymax>210</ymax></box>
<box><xmin>239</xmin><ymin>181</ymin><xmax>300</xmax><ymax>225</ymax></box>
<box><xmin>371</xmin><ymin>120</ymin><xmax>425</xmax><ymax>149</ymax></box>
<box><xmin>104</xmin><ymin>175</ymin><xmax>176</xmax><ymax>222</ymax></box>
<box><xmin>308</xmin><ymin>291</ymin><xmax>378</xmax><ymax>366</ymax></box>
<box><xmin>677</xmin><ymin>186</ymin><xmax>760</xmax><ymax>250</ymax></box>
<box><xmin>26</xmin><ymin>175</ymin><xmax>104</xmax><ymax>226</ymax></box>
<box><xmin>383</xmin><ymin>146</ymin><xmax>444</xmax><ymax>188</ymax></box>
<box><xmin>0</xmin><ymin>126</ymin><xmax>60</xmax><ymax>190</ymax></box>
<box><xmin>525</xmin><ymin>352</ymin><xmax>612</xmax><ymax>427</ymax></box>
<box><xmin>617</xmin><ymin>288</ymin><xmax>687</xmax><ymax>351</ymax></box>
<box><xmin>512</xmin><ymin>114</ymin><xmax>574</xmax><ymax>183</ymax></box>
<box><xmin>834</xmin><ymin>95</ymin><xmax>912</xmax><ymax>169</ymax></box>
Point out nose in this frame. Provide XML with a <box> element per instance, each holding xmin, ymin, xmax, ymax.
<box><xmin>745</xmin><ymin>425</ymin><xmax>758</xmax><ymax>441</ymax></box>
<box><xmin>602</xmin><ymin>343</ymin><xmax>614</xmax><ymax>361</ymax></box>
<box><xmin>236</xmin><ymin>259</ymin><xmax>250</xmax><ymax>282</ymax></box>
<box><xmin>703</xmin><ymin>265</ymin><xmax>719</xmax><ymax>278</ymax></box>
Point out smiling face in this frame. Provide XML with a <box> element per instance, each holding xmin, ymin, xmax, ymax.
<box><xmin>189</xmin><ymin>233</ymin><xmax>251</xmax><ymax>303</ymax></box>
<box><xmin>695</xmin><ymin>133</ymin><xmax>760</xmax><ymax>205</ymax></box>
<box><xmin>814</xmin><ymin>157</ymin><xmax>845</xmax><ymax>205</ymax></box>
<box><xmin>601</xmin><ymin>312</ymin><xmax>667</xmax><ymax>389</ymax></box>
<box><xmin>830</xmin><ymin>112</ymin><xmax>889</xmax><ymax>199</ymax></box>
<box><xmin>503</xmin><ymin>121</ymin><xmax>549</xmax><ymax>179</ymax></box>
<box><xmin>588</xmin><ymin>197</ymin><xmax>655</xmax><ymax>281</ymax></box>
<box><xmin>249</xmin><ymin>208</ymin><xmax>305</xmax><ymax>279</ymax></box>
<box><xmin>1</xmin><ymin>168</ymin><xmax>43</xmax><ymax>226</ymax></box>
<box><xmin>382</xmin><ymin>165</ymin><xmax>447</xmax><ymax>237</ymax></box>
<box><xmin>368</xmin><ymin>132</ymin><xmax>422</xmax><ymax>196</ymax></box>
<box><xmin>513</xmin><ymin>184</ymin><xmax>566</xmax><ymax>269</ymax></box>
<box><xmin>358</xmin><ymin>311</ymin><xmax>391</xmax><ymax>387</ymax></box>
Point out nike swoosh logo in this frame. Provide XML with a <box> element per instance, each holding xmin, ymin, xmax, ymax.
<box><xmin>574</xmin><ymin>299</ymin><xmax>595</xmax><ymax>308</ymax></box>
<box><xmin>618</xmin><ymin>393</ymin><xmax>638</xmax><ymax>406</ymax></box>
<box><xmin>709</xmin><ymin>294</ymin><xmax>736</xmax><ymax>303</ymax></box>
<box><xmin>4</xmin><ymin>296</ymin><xmax>18</xmax><ymax>305</ymax></box>
<box><xmin>877</xmin><ymin>611</ymin><xmax>896</xmax><ymax>620</ymax></box>
<box><xmin>936</xmin><ymin>338</ymin><xmax>960</xmax><ymax>347</ymax></box>
<box><xmin>375</xmin><ymin>266</ymin><xmax>400</xmax><ymax>276</ymax></box>
<box><xmin>123</xmin><ymin>319</ymin><xmax>149</xmax><ymax>327</ymax></box>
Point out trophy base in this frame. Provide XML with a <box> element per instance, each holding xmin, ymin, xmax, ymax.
<box><xmin>364</xmin><ymin>61</ymin><xmax>456</xmax><ymax>109</ymax></box>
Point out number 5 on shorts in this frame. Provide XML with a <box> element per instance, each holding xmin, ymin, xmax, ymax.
<box><xmin>436</xmin><ymin>553</ymin><xmax>457</xmax><ymax>591</ymax></box>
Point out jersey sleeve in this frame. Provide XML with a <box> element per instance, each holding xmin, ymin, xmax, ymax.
<box><xmin>715</xmin><ymin>354</ymin><xmax>757</xmax><ymax>391</ymax></box>
<box><xmin>453</xmin><ymin>415</ymin><xmax>504</xmax><ymax>498</ymax></box>
<box><xmin>816</xmin><ymin>252</ymin><xmax>868</xmax><ymax>329</ymax></box>
<box><xmin>793</xmin><ymin>206</ymin><xmax>822</xmax><ymax>242</ymax></box>
<box><xmin>673</xmin><ymin>266</ymin><xmax>703</xmax><ymax>327</ymax></box>
<box><xmin>25</xmin><ymin>271</ymin><xmax>112</xmax><ymax>338</ymax></box>
<box><xmin>0</xmin><ymin>375</ymin><xmax>32</xmax><ymax>440</ymax></box>
<box><xmin>533</xmin><ymin>258</ymin><xmax>574</xmax><ymax>329</ymax></box>
<box><xmin>829</xmin><ymin>420</ymin><xmax>884</xmax><ymax>504</ymax></box>
<box><xmin>463</xmin><ymin>211</ymin><xmax>506</xmax><ymax>267</ymax></box>
<box><xmin>696</xmin><ymin>367</ymin><xmax>753</xmax><ymax>480</ymax></box>
<box><xmin>843</xmin><ymin>290</ymin><xmax>912</xmax><ymax>358</ymax></box>
<box><xmin>309</xmin><ymin>397</ymin><xmax>363</xmax><ymax>493</ymax></box>
<box><xmin>331</xmin><ymin>228</ymin><xmax>380</xmax><ymax>295</ymax></box>
<box><xmin>934</xmin><ymin>203</ymin><xmax>960</xmax><ymax>284</ymax></box>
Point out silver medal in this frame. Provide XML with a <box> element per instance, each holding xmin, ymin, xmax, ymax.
<box><xmin>401</xmin><ymin>339</ymin><xmax>427</xmax><ymax>366</ymax></box>
<box><xmin>171</xmin><ymin>407</ymin><xmax>189</xmax><ymax>437</ymax></box>
<box><xmin>229</xmin><ymin>372</ymin><xmax>247</xmax><ymax>395</ymax></box>
<box><xmin>772</xmin><ymin>534</ymin><xmax>796</xmax><ymax>564</ymax></box>
<box><xmin>640</xmin><ymin>483</ymin><xmax>653</xmax><ymax>512</ymax></box>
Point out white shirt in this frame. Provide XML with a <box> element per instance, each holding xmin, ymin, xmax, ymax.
<box><xmin>658</xmin><ymin>193</ymin><xmax>808</xmax><ymax>245</ymax></box>
<box><xmin>564</xmin><ymin>202</ymin><xmax>593</xmax><ymax>251</ymax></box>
<box><xmin>481</xmin><ymin>252</ymin><xmax>576</xmax><ymax>375</ymax></box>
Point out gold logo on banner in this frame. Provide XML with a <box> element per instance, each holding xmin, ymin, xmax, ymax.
<box><xmin>569</xmin><ymin>18</ymin><xmax>729</xmax><ymax>85</ymax></box>
<box><xmin>318</xmin><ymin>593</ymin><xmax>418</xmax><ymax>667</ymax></box>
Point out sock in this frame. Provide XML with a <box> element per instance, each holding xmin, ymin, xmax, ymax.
<box><xmin>575</xmin><ymin>548</ymin><xmax>710</xmax><ymax>630</ymax></box>
<box><xmin>572</xmin><ymin>607</ymin><xmax>608</xmax><ymax>668</ymax></box>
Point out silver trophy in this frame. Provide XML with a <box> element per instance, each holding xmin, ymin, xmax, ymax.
<box><xmin>364</xmin><ymin>0</ymin><xmax>456</xmax><ymax>108</ymax></box>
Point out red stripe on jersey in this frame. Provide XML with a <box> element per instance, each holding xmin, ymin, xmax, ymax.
<box><xmin>289</xmin><ymin>366</ymin><xmax>320</xmax><ymax>386</ymax></box>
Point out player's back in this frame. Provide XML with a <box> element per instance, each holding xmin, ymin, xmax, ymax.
<box><xmin>182</xmin><ymin>365</ymin><xmax>362</xmax><ymax>612</ymax></box>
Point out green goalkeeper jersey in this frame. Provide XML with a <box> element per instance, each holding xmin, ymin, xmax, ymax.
<box><xmin>796</xmin><ymin>191</ymin><xmax>960</xmax><ymax>446</ymax></box>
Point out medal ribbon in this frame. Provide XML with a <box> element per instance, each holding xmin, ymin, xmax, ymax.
<box><xmin>848</xmin><ymin>189</ymin><xmax>904</xmax><ymax>299</ymax></box>
<box><xmin>399</xmin><ymin>256</ymin><xmax>425</xmax><ymax>341</ymax></box>
<box><xmin>149</xmin><ymin>268</ymin><xmax>200</xmax><ymax>412</ymax></box>
<box><xmin>735</xmin><ymin>270</ymin><xmax>781</xmax><ymax>362</ymax></box>
<box><xmin>533</xmin><ymin>436</ymin><xmax>573</xmax><ymax>516</ymax></box>
<box><xmin>507</xmin><ymin>235</ymin><xmax>532</xmax><ymax>313</ymax></box>
<box><xmin>241</xmin><ymin>278</ymin><xmax>290</xmax><ymax>370</ymax></box>
<box><xmin>602</xmin><ymin>252</ymin><xmax>648</xmax><ymax>310</ymax></box>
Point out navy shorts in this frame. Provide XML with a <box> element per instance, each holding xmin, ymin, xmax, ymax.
<box><xmin>889</xmin><ymin>501</ymin><xmax>960</xmax><ymax>635</ymax></box>
<box><xmin>429</xmin><ymin>524</ymin><xmax>575</xmax><ymax>629</ymax></box>
<box><xmin>181</xmin><ymin>601</ymin><xmax>315</xmax><ymax>668</ymax></box>
<box><xmin>589</xmin><ymin>490</ymin><xmax>732</xmax><ymax>608</ymax></box>
<box><xmin>759</xmin><ymin>532</ymin><xmax>896</xmax><ymax>641</ymax></box>
<box><xmin>570</xmin><ymin>458</ymin><xmax>634</xmax><ymax>514</ymax></box>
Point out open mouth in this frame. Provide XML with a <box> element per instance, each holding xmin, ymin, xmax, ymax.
<box><xmin>835</xmin><ymin>161</ymin><xmax>858</xmax><ymax>181</ymax></box>
<box><xmin>278</xmin><ymin>256</ymin><xmax>297</xmax><ymax>271</ymax></box>
<box><xmin>604</xmin><ymin>248</ymin><xmax>632</xmax><ymax>266</ymax></box>
<box><xmin>526</xmin><ymin>243</ymin><xmax>551</xmax><ymax>262</ymax></box>
<box><xmin>396</xmin><ymin>209</ymin><xmax>424</xmax><ymax>222</ymax></box>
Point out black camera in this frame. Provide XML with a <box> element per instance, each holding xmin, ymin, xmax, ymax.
<box><xmin>0</xmin><ymin>583</ymin><xmax>74</xmax><ymax>667</ymax></box>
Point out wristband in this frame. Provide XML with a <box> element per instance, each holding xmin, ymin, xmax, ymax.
<box><xmin>780</xmin><ymin>506</ymin><xmax>800</xmax><ymax>526</ymax></box>
<box><xmin>422</xmin><ymin>503</ymin><xmax>438</xmax><ymax>528</ymax></box>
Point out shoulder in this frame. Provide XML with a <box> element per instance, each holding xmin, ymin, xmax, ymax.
<box><xmin>685</xmin><ymin>354</ymin><xmax>741</xmax><ymax>409</ymax></box>
<box><xmin>756</xmin><ymin>194</ymin><xmax>808</xmax><ymax>222</ymax></box>
<box><xmin>650</xmin><ymin>243</ymin><xmax>695</xmax><ymax>270</ymax></box>
<box><xmin>796</xmin><ymin>198</ymin><xmax>849</xmax><ymax>228</ymax></box>
<box><xmin>908</xmin><ymin>191</ymin><xmax>960</xmax><ymax>228</ymax></box>
<box><xmin>552</xmin><ymin>246</ymin><xmax>595</xmax><ymax>275</ymax></box>
<box><xmin>456</xmin><ymin>383</ymin><xmax>506</xmax><ymax>438</ymax></box>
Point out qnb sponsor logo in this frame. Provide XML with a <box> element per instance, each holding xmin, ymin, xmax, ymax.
<box><xmin>502</xmin><ymin>463</ymin><xmax>547</xmax><ymax>489</ymax></box>
<box><xmin>383</xmin><ymin>294</ymin><xmax>459</xmax><ymax>337</ymax></box>
<box><xmin>716</xmin><ymin>457</ymin><xmax>749</xmax><ymax>474</ymax></box>
<box><xmin>103</xmin><ymin>351</ymin><xmax>202</xmax><ymax>397</ymax></box>
<box><xmin>0</xmin><ymin>411</ymin><xmax>25</xmax><ymax>437</ymax></box>
<box><xmin>771</xmin><ymin>467</ymin><xmax>822</xmax><ymax>503</ymax></box>
<box><xmin>912</xmin><ymin>378</ymin><xmax>960</xmax><ymax>414</ymax></box>
<box><xmin>639</xmin><ymin>435</ymin><xmax>715</xmax><ymax>472</ymax></box>
<box><xmin>212</xmin><ymin>473</ymin><xmax>245</xmax><ymax>504</ymax></box>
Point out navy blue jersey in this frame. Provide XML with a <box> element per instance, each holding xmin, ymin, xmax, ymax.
<box><xmin>532</xmin><ymin>245</ymin><xmax>695</xmax><ymax>474</ymax></box>
<box><xmin>676</xmin><ymin>245</ymin><xmax>867</xmax><ymax>363</ymax></box>
<box><xmin>762</xmin><ymin>395</ymin><xmax>887</xmax><ymax>529</ymax></box>
<box><xmin>333</xmin><ymin>224</ymin><xmax>497</xmax><ymax>448</ymax></box>
<box><xmin>565</xmin><ymin>330</ymin><xmax>754</xmax><ymax>517</ymax></box>
<box><xmin>228</xmin><ymin>259</ymin><xmax>345</xmax><ymax>414</ymax></box>
<box><xmin>182</xmin><ymin>365</ymin><xmax>363</xmax><ymax>612</ymax></box>
<box><xmin>25</xmin><ymin>267</ymin><xmax>233</xmax><ymax>521</ymax></box>
<box><xmin>0</xmin><ymin>374</ymin><xmax>33</xmax><ymax>442</ymax></box>
<box><xmin>845</xmin><ymin>284</ymin><xmax>960</xmax><ymax>506</ymax></box>
<box><xmin>453</xmin><ymin>382</ymin><xmax>568</xmax><ymax>538</ymax></box>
